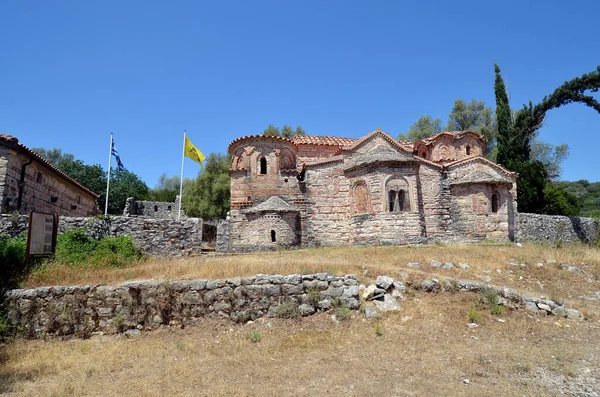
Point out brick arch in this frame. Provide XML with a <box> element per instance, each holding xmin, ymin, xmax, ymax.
<box><xmin>352</xmin><ymin>180</ymin><xmax>370</xmax><ymax>215</ymax></box>
<box><xmin>383</xmin><ymin>175</ymin><xmax>413</xmax><ymax>212</ymax></box>
<box><xmin>279</xmin><ymin>148</ymin><xmax>296</xmax><ymax>171</ymax></box>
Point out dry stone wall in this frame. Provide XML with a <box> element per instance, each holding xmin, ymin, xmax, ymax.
<box><xmin>518</xmin><ymin>213</ymin><xmax>599</xmax><ymax>245</ymax></box>
<box><xmin>0</xmin><ymin>214</ymin><xmax>203</xmax><ymax>256</ymax></box>
<box><xmin>4</xmin><ymin>273</ymin><xmax>360</xmax><ymax>339</ymax></box>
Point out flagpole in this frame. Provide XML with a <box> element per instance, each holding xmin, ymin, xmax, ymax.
<box><xmin>104</xmin><ymin>133</ymin><xmax>113</xmax><ymax>216</ymax></box>
<box><xmin>178</xmin><ymin>130</ymin><xmax>186</xmax><ymax>220</ymax></box>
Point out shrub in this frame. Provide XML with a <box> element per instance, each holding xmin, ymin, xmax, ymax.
<box><xmin>248</xmin><ymin>330</ymin><xmax>262</xmax><ymax>343</ymax></box>
<box><xmin>375</xmin><ymin>322</ymin><xmax>383</xmax><ymax>337</ymax></box>
<box><xmin>275</xmin><ymin>299</ymin><xmax>301</xmax><ymax>319</ymax></box>
<box><xmin>54</xmin><ymin>230</ymin><xmax>143</xmax><ymax>268</ymax></box>
<box><xmin>334</xmin><ymin>306</ymin><xmax>351</xmax><ymax>321</ymax></box>
<box><xmin>306</xmin><ymin>287</ymin><xmax>321</xmax><ymax>306</ymax></box>
<box><xmin>0</xmin><ymin>234</ymin><xmax>26</xmax><ymax>293</ymax></box>
<box><xmin>468</xmin><ymin>307</ymin><xmax>481</xmax><ymax>323</ymax></box>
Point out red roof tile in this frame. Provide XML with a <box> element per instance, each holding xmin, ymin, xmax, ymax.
<box><xmin>291</xmin><ymin>135</ymin><xmax>357</xmax><ymax>146</ymax></box>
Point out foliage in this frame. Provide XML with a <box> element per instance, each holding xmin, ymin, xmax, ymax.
<box><xmin>263</xmin><ymin>124</ymin><xmax>307</xmax><ymax>138</ymax></box>
<box><xmin>530</xmin><ymin>141</ymin><xmax>569</xmax><ymax>181</ymax></box>
<box><xmin>334</xmin><ymin>305</ymin><xmax>351</xmax><ymax>321</ymax></box>
<box><xmin>182</xmin><ymin>153</ymin><xmax>230</xmax><ymax>220</ymax></box>
<box><xmin>398</xmin><ymin>115</ymin><xmax>442</xmax><ymax>142</ymax></box>
<box><xmin>274</xmin><ymin>299</ymin><xmax>301</xmax><ymax>319</ymax></box>
<box><xmin>542</xmin><ymin>183</ymin><xmax>581</xmax><ymax>216</ymax></box>
<box><xmin>54</xmin><ymin>229</ymin><xmax>143</xmax><ymax>268</ymax></box>
<box><xmin>374</xmin><ymin>321</ymin><xmax>383</xmax><ymax>336</ymax></box>
<box><xmin>32</xmin><ymin>147</ymin><xmax>150</xmax><ymax>214</ymax></box>
<box><xmin>552</xmin><ymin>180</ymin><xmax>600</xmax><ymax>218</ymax></box>
<box><xmin>467</xmin><ymin>306</ymin><xmax>481</xmax><ymax>323</ymax></box>
<box><xmin>0</xmin><ymin>234</ymin><xmax>26</xmax><ymax>294</ymax></box>
<box><xmin>148</xmin><ymin>173</ymin><xmax>190</xmax><ymax>202</ymax></box>
<box><xmin>104</xmin><ymin>169</ymin><xmax>150</xmax><ymax>215</ymax></box>
<box><xmin>248</xmin><ymin>330</ymin><xmax>262</xmax><ymax>343</ymax></box>
<box><xmin>447</xmin><ymin>99</ymin><xmax>497</xmax><ymax>157</ymax></box>
<box><xmin>494</xmin><ymin>64</ymin><xmax>600</xmax><ymax>213</ymax></box>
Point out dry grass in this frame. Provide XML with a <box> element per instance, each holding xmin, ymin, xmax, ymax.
<box><xmin>1</xmin><ymin>292</ymin><xmax>599</xmax><ymax>396</ymax></box>
<box><xmin>23</xmin><ymin>242</ymin><xmax>600</xmax><ymax>316</ymax></box>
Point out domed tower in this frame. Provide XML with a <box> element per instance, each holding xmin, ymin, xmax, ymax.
<box><xmin>228</xmin><ymin>135</ymin><xmax>299</xmax><ymax>209</ymax></box>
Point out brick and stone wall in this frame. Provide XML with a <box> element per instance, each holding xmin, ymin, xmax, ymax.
<box><xmin>0</xmin><ymin>146</ymin><xmax>97</xmax><ymax>216</ymax></box>
<box><xmin>517</xmin><ymin>213</ymin><xmax>599</xmax><ymax>245</ymax></box>
<box><xmin>4</xmin><ymin>273</ymin><xmax>360</xmax><ymax>339</ymax></box>
<box><xmin>0</xmin><ymin>214</ymin><xmax>203</xmax><ymax>256</ymax></box>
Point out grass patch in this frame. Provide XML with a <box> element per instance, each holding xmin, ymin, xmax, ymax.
<box><xmin>248</xmin><ymin>330</ymin><xmax>262</xmax><ymax>343</ymax></box>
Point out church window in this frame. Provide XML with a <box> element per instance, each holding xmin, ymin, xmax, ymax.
<box><xmin>354</xmin><ymin>182</ymin><xmax>369</xmax><ymax>214</ymax></box>
<box><xmin>466</xmin><ymin>145</ymin><xmax>471</xmax><ymax>156</ymax></box>
<box><xmin>491</xmin><ymin>191</ymin><xmax>500</xmax><ymax>213</ymax></box>
<box><xmin>271</xmin><ymin>230</ymin><xmax>276</xmax><ymax>242</ymax></box>
<box><xmin>260</xmin><ymin>157</ymin><xmax>267</xmax><ymax>174</ymax></box>
<box><xmin>386</xmin><ymin>177</ymin><xmax>410</xmax><ymax>212</ymax></box>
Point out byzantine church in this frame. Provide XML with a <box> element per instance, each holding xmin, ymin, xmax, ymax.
<box><xmin>225</xmin><ymin>129</ymin><xmax>517</xmax><ymax>251</ymax></box>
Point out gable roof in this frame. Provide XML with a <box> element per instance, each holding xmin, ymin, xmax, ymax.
<box><xmin>0</xmin><ymin>134</ymin><xmax>99</xmax><ymax>198</ymax></box>
<box><xmin>446</xmin><ymin>155</ymin><xmax>518</xmax><ymax>177</ymax></box>
<box><xmin>343</xmin><ymin>144</ymin><xmax>416</xmax><ymax>172</ymax></box>
<box><xmin>342</xmin><ymin>129</ymin><xmax>414</xmax><ymax>153</ymax></box>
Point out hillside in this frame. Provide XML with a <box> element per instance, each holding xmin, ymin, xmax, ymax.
<box><xmin>553</xmin><ymin>180</ymin><xmax>600</xmax><ymax>218</ymax></box>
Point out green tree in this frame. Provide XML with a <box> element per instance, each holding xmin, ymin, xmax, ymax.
<box><xmin>32</xmin><ymin>147</ymin><xmax>75</xmax><ymax>166</ymax></box>
<box><xmin>542</xmin><ymin>183</ymin><xmax>580</xmax><ymax>216</ymax></box>
<box><xmin>262</xmin><ymin>124</ymin><xmax>307</xmax><ymax>138</ymax></box>
<box><xmin>148</xmin><ymin>173</ymin><xmax>189</xmax><ymax>202</ymax></box>
<box><xmin>494</xmin><ymin>64</ymin><xmax>600</xmax><ymax>213</ymax></box>
<box><xmin>32</xmin><ymin>147</ymin><xmax>150</xmax><ymax>214</ymax></box>
<box><xmin>530</xmin><ymin>141</ymin><xmax>569</xmax><ymax>180</ymax></box>
<box><xmin>398</xmin><ymin>115</ymin><xmax>442</xmax><ymax>142</ymax></box>
<box><xmin>446</xmin><ymin>99</ymin><xmax>497</xmax><ymax>158</ymax></box>
<box><xmin>106</xmin><ymin>169</ymin><xmax>149</xmax><ymax>215</ymax></box>
<box><xmin>182</xmin><ymin>153</ymin><xmax>230</xmax><ymax>219</ymax></box>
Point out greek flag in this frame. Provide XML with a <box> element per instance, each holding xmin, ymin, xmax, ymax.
<box><xmin>111</xmin><ymin>136</ymin><xmax>124</xmax><ymax>171</ymax></box>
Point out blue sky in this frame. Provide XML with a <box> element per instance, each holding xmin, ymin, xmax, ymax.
<box><xmin>1</xmin><ymin>0</ymin><xmax>599</xmax><ymax>186</ymax></box>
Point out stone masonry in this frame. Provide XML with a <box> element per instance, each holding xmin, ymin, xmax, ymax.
<box><xmin>0</xmin><ymin>214</ymin><xmax>203</xmax><ymax>256</ymax></box>
<box><xmin>221</xmin><ymin>129</ymin><xmax>519</xmax><ymax>251</ymax></box>
<box><xmin>0</xmin><ymin>134</ymin><xmax>98</xmax><ymax>216</ymax></box>
<box><xmin>4</xmin><ymin>273</ymin><xmax>360</xmax><ymax>339</ymax></box>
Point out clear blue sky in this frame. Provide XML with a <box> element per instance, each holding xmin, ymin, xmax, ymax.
<box><xmin>1</xmin><ymin>0</ymin><xmax>599</xmax><ymax>186</ymax></box>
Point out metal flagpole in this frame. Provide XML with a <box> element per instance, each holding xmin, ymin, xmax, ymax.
<box><xmin>178</xmin><ymin>130</ymin><xmax>186</xmax><ymax>220</ymax></box>
<box><xmin>104</xmin><ymin>133</ymin><xmax>113</xmax><ymax>216</ymax></box>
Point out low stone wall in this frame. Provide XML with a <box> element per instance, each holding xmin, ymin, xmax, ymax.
<box><xmin>518</xmin><ymin>213</ymin><xmax>599</xmax><ymax>245</ymax></box>
<box><xmin>4</xmin><ymin>273</ymin><xmax>360</xmax><ymax>339</ymax></box>
<box><xmin>0</xmin><ymin>214</ymin><xmax>203</xmax><ymax>256</ymax></box>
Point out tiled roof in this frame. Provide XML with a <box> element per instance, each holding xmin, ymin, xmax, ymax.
<box><xmin>228</xmin><ymin>135</ymin><xmax>295</xmax><ymax>151</ymax></box>
<box><xmin>0</xmin><ymin>134</ymin><xmax>99</xmax><ymax>198</ymax></box>
<box><xmin>291</xmin><ymin>135</ymin><xmax>357</xmax><ymax>146</ymax></box>
<box><xmin>243</xmin><ymin>196</ymin><xmax>299</xmax><ymax>213</ymax></box>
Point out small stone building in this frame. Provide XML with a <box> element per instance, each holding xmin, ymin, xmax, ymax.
<box><xmin>223</xmin><ymin>129</ymin><xmax>518</xmax><ymax>251</ymax></box>
<box><xmin>0</xmin><ymin>134</ymin><xmax>98</xmax><ymax>216</ymax></box>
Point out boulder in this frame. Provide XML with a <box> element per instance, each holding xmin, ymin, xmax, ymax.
<box><xmin>375</xmin><ymin>275</ymin><xmax>394</xmax><ymax>290</ymax></box>
<box><xmin>373</xmin><ymin>294</ymin><xmax>401</xmax><ymax>312</ymax></box>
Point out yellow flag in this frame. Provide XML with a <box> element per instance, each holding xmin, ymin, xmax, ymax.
<box><xmin>184</xmin><ymin>135</ymin><xmax>206</xmax><ymax>166</ymax></box>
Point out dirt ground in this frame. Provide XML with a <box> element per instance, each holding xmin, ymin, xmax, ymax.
<box><xmin>2</xmin><ymin>243</ymin><xmax>600</xmax><ymax>396</ymax></box>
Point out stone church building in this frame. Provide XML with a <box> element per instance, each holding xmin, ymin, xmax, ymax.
<box><xmin>224</xmin><ymin>129</ymin><xmax>518</xmax><ymax>251</ymax></box>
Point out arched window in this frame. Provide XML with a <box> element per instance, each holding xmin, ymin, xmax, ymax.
<box><xmin>466</xmin><ymin>145</ymin><xmax>471</xmax><ymax>156</ymax></box>
<box><xmin>386</xmin><ymin>177</ymin><xmax>410</xmax><ymax>212</ymax></box>
<box><xmin>353</xmin><ymin>182</ymin><xmax>369</xmax><ymax>214</ymax></box>
<box><xmin>260</xmin><ymin>157</ymin><xmax>267</xmax><ymax>174</ymax></box>
<box><xmin>491</xmin><ymin>191</ymin><xmax>500</xmax><ymax>213</ymax></box>
<box><xmin>271</xmin><ymin>230</ymin><xmax>276</xmax><ymax>242</ymax></box>
<box><xmin>154</xmin><ymin>205</ymin><xmax>158</xmax><ymax>212</ymax></box>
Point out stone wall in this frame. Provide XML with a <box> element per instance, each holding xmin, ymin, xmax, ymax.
<box><xmin>0</xmin><ymin>214</ymin><xmax>204</xmax><ymax>256</ymax></box>
<box><xmin>4</xmin><ymin>273</ymin><xmax>360</xmax><ymax>339</ymax></box>
<box><xmin>216</xmin><ymin>219</ymin><xmax>230</xmax><ymax>252</ymax></box>
<box><xmin>122</xmin><ymin>197</ymin><xmax>184</xmax><ymax>219</ymax></box>
<box><xmin>518</xmin><ymin>213</ymin><xmax>599</xmax><ymax>245</ymax></box>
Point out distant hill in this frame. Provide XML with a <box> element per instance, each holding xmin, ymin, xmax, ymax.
<box><xmin>552</xmin><ymin>180</ymin><xmax>600</xmax><ymax>218</ymax></box>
